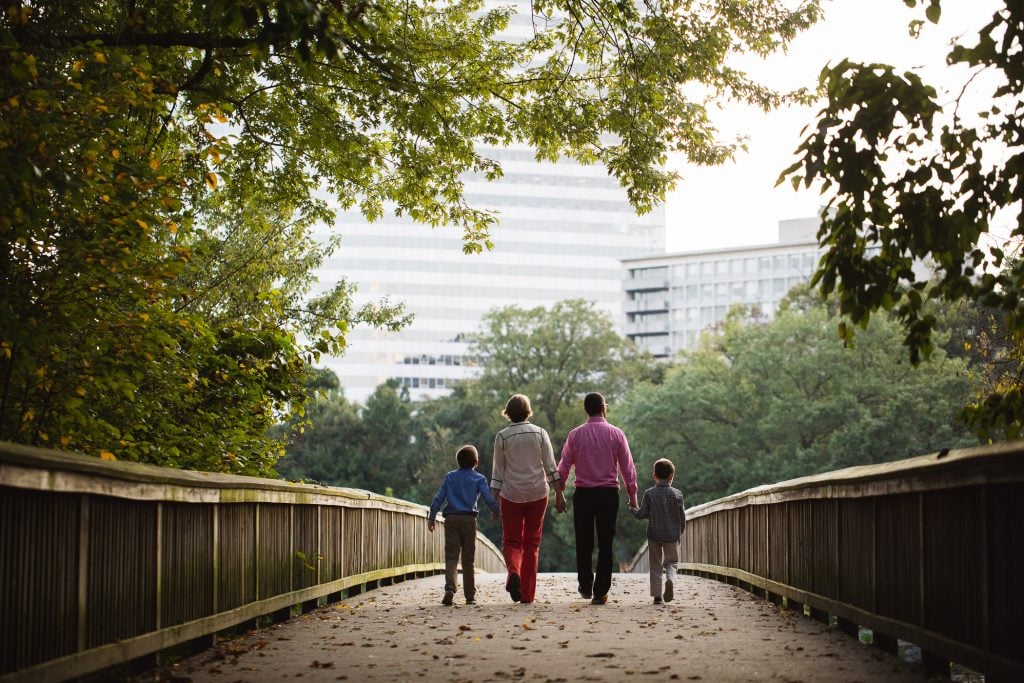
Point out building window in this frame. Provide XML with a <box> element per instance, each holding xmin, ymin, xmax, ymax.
<box><xmin>759</xmin><ymin>256</ymin><xmax>771</xmax><ymax>273</ymax></box>
<box><xmin>716</xmin><ymin>260</ymin><xmax>728</xmax><ymax>276</ymax></box>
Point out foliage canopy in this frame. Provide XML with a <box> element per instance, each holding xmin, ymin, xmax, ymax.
<box><xmin>618</xmin><ymin>290</ymin><xmax>980</xmax><ymax>506</ymax></box>
<box><xmin>1</xmin><ymin>0</ymin><xmax>818</xmax><ymax>471</ymax></box>
<box><xmin>781</xmin><ymin>0</ymin><xmax>1024</xmax><ymax>437</ymax></box>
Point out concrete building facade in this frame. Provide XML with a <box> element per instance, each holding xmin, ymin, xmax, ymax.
<box><xmin>622</xmin><ymin>217</ymin><xmax>823</xmax><ymax>357</ymax></box>
<box><xmin>314</xmin><ymin>143</ymin><xmax>665</xmax><ymax>402</ymax></box>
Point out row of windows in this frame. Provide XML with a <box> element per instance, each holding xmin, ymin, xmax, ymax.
<box><xmin>628</xmin><ymin>276</ymin><xmax>807</xmax><ymax>314</ymax></box>
<box><xmin>673</xmin><ymin>276</ymin><xmax>806</xmax><ymax>303</ymax></box>
<box><xmin>398</xmin><ymin>376</ymin><xmax>448</xmax><ymax>389</ymax></box>
<box><xmin>628</xmin><ymin>252</ymin><xmax>819</xmax><ymax>282</ymax></box>
<box><xmin>400</xmin><ymin>354</ymin><xmax>476</xmax><ymax>367</ymax></box>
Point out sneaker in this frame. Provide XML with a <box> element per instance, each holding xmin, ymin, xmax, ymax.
<box><xmin>664</xmin><ymin>580</ymin><xmax>674</xmax><ymax>603</ymax></box>
<box><xmin>508</xmin><ymin>574</ymin><xmax>522</xmax><ymax>603</ymax></box>
<box><xmin>466</xmin><ymin>598</ymin><xmax>476</xmax><ymax>605</ymax></box>
<box><xmin>590</xmin><ymin>595</ymin><xmax>608</xmax><ymax>605</ymax></box>
<box><xmin>442</xmin><ymin>590</ymin><xmax>454</xmax><ymax>606</ymax></box>
<box><xmin>654</xmin><ymin>597</ymin><xmax>663</xmax><ymax>605</ymax></box>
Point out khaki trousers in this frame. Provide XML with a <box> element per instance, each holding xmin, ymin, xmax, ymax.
<box><xmin>444</xmin><ymin>514</ymin><xmax>478</xmax><ymax>599</ymax></box>
<box><xmin>648</xmin><ymin>539</ymin><xmax>679</xmax><ymax>597</ymax></box>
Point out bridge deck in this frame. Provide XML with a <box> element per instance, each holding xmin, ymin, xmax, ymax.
<box><xmin>145</xmin><ymin>573</ymin><xmax>932</xmax><ymax>682</ymax></box>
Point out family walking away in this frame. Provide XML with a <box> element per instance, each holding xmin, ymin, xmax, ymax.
<box><xmin>427</xmin><ymin>391</ymin><xmax>687</xmax><ymax>607</ymax></box>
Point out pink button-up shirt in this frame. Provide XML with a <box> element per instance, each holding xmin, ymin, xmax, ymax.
<box><xmin>557</xmin><ymin>416</ymin><xmax>638</xmax><ymax>505</ymax></box>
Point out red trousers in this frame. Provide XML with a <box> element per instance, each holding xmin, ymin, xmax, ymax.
<box><xmin>499</xmin><ymin>495</ymin><xmax>548</xmax><ymax>603</ymax></box>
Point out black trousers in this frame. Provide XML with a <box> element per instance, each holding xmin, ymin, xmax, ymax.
<box><xmin>572</xmin><ymin>487</ymin><xmax>620</xmax><ymax>598</ymax></box>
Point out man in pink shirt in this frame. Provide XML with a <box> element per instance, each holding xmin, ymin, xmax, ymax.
<box><xmin>556</xmin><ymin>392</ymin><xmax>638</xmax><ymax>604</ymax></box>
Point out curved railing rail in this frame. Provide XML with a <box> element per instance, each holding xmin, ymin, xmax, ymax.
<box><xmin>626</xmin><ymin>441</ymin><xmax>1024</xmax><ymax>681</ymax></box>
<box><xmin>0</xmin><ymin>442</ymin><xmax>504</xmax><ymax>682</ymax></box>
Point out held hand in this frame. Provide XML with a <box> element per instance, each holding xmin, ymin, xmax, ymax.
<box><xmin>555</xmin><ymin>493</ymin><xmax>567</xmax><ymax>514</ymax></box>
<box><xmin>428</xmin><ymin>520</ymin><xmax>435</xmax><ymax>532</ymax></box>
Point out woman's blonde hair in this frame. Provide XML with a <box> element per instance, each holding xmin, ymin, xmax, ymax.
<box><xmin>502</xmin><ymin>394</ymin><xmax>532</xmax><ymax>423</ymax></box>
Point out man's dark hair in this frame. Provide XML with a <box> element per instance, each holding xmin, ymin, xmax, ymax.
<box><xmin>653</xmin><ymin>458</ymin><xmax>675</xmax><ymax>480</ymax></box>
<box><xmin>583</xmin><ymin>392</ymin><xmax>605</xmax><ymax>416</ymax></box>
<box><xmin>456</xmin><ymin>445</ymin><xmax>479</xmax><ymax>469</ymax></box>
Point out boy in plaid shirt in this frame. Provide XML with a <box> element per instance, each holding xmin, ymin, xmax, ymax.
<box><xmin>631</xmin><ymin>458</ymin><xmax>686</xmax><ymax>604</ymax></box>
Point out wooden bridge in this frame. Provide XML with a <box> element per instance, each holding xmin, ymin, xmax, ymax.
<box><xmin>1</xmin><ymin>441</ymin><xmax>1022</xmax><ymax>681</ymax></box>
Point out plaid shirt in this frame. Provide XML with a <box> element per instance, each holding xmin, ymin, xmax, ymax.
<box><xmin>634</xmin><ymin>481</ymin><xmax>686</xmax><ymax>542</ymax></box>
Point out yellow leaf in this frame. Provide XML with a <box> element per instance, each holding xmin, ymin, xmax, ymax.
<box><xmin>139</xmin><ymin>312</ymin><xmax>150</xmax><ymax>321</ymax></box>
<box><xmin>178</xmin><ymin>319</ymin><xmax>191</xmax><ymax>328</ymax></box>
<box><xmin>101</xmin><ymin>194</ymin><xmax>110</xmax><ymax>203</ymax></box>
<box><xmin>39</xmin><ymin>432</ymin><xmax>49</xmax><ymax>442</ymax></box>
<box><xmin>149</xmin><ymin>157</ymin><xmax>161</xmax><ymax>171</ymax></box>
<box><xmin>136</xmin><ymin>219</ymin><xmax>149</xmax><ymax>231</ymax></box>
<box><xmin>75</xmin><ymin>386</ymin><xmax>86</xmax><ymax>396</ymax></box>
<box><xmin>21</xmin><ymin>410</ymin><xmax>34</xmax><ymax>422</ymax></box>
<box><xmin>99</xmin><ymin>450</ymin><xmax>117</xmax><ymax>461</ymax></box>
<box><xmin>964</xmin><ymin>342</ymin><xmax>972</xmax><ymax>351</ymax></box>
<box><xmin>204</xmin><ymin>172</ymin><xmax>218</xmax><ymax>189</ymax></box>
<box><xmin>111</xmin><ymin>149</ymin><xmax>120</xmax><ymax>159</ymax></box>
<box><xmin>94</xmin><ymin>51</ymin><xmax>107</xmax><ymax>64</ymax></box>
<box><xmin>168</xmin><ymin>222</ymin><xmax>178</xmax><ymax>235</ymax></box>
<box><xmin>215</xmin><ymin>113</ymin><xmax>228</xmax><ymax>124</ymax></box>
<box><xmin>60</xmin><ymin>436</ymin><xmax>72</xmax><ymax>446</ymax></box>
<box><xmin>7</xmin><ymin>96</ymin><xmax>19</xmax><ymax>108</ymax></box>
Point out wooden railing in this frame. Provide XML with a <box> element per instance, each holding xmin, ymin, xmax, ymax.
<box><xmin>627</xmin><ymin>441</ymin><xmax>1024</xmax><ymax>681</ymax></box>
<box><xmin>0</xmin><ymin>442</ymin><xmax>504</xmax><ymax>682</ymax></box>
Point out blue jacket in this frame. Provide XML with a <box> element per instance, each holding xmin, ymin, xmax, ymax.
<box><xmin>428</xmin><ymin>468</ymin><xmax>501</xmax><ymax>521</ymax></box>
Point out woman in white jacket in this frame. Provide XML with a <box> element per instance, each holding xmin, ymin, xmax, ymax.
<box><xmin>490</xmin><ymin>394</ymin><xmax>565</xmax><ymax>604</ymax></box>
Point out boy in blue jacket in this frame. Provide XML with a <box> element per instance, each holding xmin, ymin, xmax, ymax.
<box><xmin>428</xmin><ymin>445</ymin><xmax>501</xmax><ymax>605</ymax></box>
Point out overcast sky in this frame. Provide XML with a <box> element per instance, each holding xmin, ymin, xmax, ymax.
<box><xmin>664</xmin><ymin>0</ymin><xmax>1004</xmax><ymax>253</ymax></box>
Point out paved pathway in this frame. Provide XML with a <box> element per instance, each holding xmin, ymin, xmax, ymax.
<box><xmin>144</xmin><ymin>573</ymin><xmax>936</xmax><ymax>682</ymax></box>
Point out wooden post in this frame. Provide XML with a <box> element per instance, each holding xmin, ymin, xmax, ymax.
<box><xmin>77</xmin><ymin>495</ymin><xmax>89</xmax><ymax>653</ymax></box>
<box><xmin>155</xmin><ymin>502</ymin><xmax>163</xmax><ymax>631</ymax></box>
<box><xmin>836</xmin><ymin>616</ymin><xmax>859</xmax><ymax>639</ymax></box>
<box><xmin>809</xmin><ymin>606</ymin><xmax>829</xmax><ymax>624</ymax></box>
<box><xmin>873</xmin><ymin>632</ymin><xmax>898</xmax><ymax>655</ymax></box>
<box><xmin>211</xmin><ymin>505</ymin><xmax>219</xmax><ymax>615</ymax></box>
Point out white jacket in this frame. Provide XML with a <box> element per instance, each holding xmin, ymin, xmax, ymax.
<box><xmin>491</xmin><ymin>421</ymin><xmax>560</xmax><ymax>503</ymax></box>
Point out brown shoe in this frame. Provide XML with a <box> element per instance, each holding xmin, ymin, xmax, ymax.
<box><xmin>664</xmin><ymin>580</ymin><xmax>673</xmax><ymax>603</ymax></box>
<box><xmin>590</xmin><ymin>595</ymin><xmax>608</xmax><ymax>605</ymax></box>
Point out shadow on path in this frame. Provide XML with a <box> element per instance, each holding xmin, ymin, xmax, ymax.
<box><xmin>141</xmin><ymin>573</ymin><xmax>936</xmax><ymax>682</ymax></box>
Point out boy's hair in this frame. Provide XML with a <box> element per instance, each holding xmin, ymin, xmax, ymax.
<box><xmin>583</xmin><ymin>392</ymin><xmax>605</xmax><ymax>416</ymax></box>
<box><xmin>653</xmin><ymin>458</ymin><xmax>675</xmax><ymax>480</ymax></box>
<box><xmin>456</xmin><ymin>445</ymin><xmax>479</xmax><ymax>469</ymax></box>
<box><xmin>502</xmin><ymin>394</ymin><xmax>532</xmax><ymax>423</ymax></box>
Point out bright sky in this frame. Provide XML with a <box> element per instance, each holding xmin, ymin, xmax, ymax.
<box><xmin>665</xmin><ymin>0</ymin><xmax>1004</xmax><ymax>253</ymax></box>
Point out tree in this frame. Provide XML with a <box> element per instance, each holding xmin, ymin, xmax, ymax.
<box><xmin>618</xmin><ymin>289</ymin><xmax>980</xmax><ymax>507</ymax></box>
<box><xmin>471</xmin><ymin>299</ymin><xmax>654</xmax><ymax>440</ymax></box>
<box><xmin>278</xmin><ymin>377</ymin><xmax>416</xmax><ymax>495</ymax></box>
<box><xmin>780</xmin><ymin>0</ymin><xmax>1024</xmax><ymax>437</ymax></box>
<box><xmin>1</xmin><ymin>0</ymin><xmax>820</xmax><ymax>472</ymax></box>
